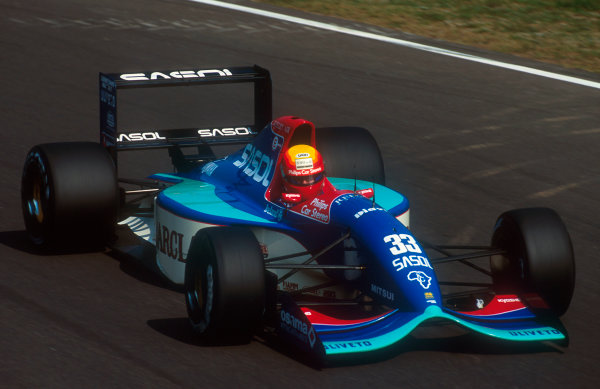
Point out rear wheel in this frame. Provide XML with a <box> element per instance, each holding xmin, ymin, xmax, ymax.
<box><xmin>316</xmin><ymin>127</ymin><xmax>385</xmax><ymax>185</ymax></box>
<box><xmin>184</xmin><ymin>227</ymin><xmax>266</xmax><ymax>343</ymax></box>
<box><xmin>491</xmin><ymin>207</ymin><xmax>575</xmax><ymax>316</ymax></box>
<box><xmin>21</xmin><ymin>142</ymin><xmax>118</xmax><ymax>250</ymax></box>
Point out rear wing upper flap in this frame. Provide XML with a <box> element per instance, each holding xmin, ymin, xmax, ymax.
<box><xmin>99</xmin><ymin>65</ymin><xmax>272</xmax><ymax>164</ymax></box>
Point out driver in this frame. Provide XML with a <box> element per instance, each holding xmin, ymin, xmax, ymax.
<box><xmin>280</xmin><ymin>144</ymin><xmax>325</xmax><ymax>204</ymax></box>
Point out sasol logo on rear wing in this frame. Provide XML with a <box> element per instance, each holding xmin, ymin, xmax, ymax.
<box><xmin>100</xmin><ymin>65</ymin><xmax>272</xmax><ymax>170</ymax></box>
<box><xmin>197</xmin><ymin>127</ymin><xmax>256</xmax><ymax>138</ymax></box>
<box><xmin>119</xmin><ymin>69</ymin><xmax>233</xmax><ymax>81</ymax></box>
<box><xmin>117</xmin><ymin>127</ymin><xmax>256</xmax><ymax>143</ymax></box>
<box><xmin>117</xmin><ymin>131</ymin><xmax>166</xmax><ymax>143</ymax></box>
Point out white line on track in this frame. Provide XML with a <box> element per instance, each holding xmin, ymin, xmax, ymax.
<box><xmin>189</xmin><ymin>0</ymin><xmax>600</xmax><ymax>90</ymax></box>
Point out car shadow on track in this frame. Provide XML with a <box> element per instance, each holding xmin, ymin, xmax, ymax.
<box><xmin>0</xmin><ymin>229</ymin><xmax>108</xmax><ymax>256</ymax></box>
<box><xmin>147</xmin><ymin>317</ymin><xmax>266</xmax><ymax>348</ymax></box>
<box><xmin>147</xmin><ymin>317</ymin><xmax>325</xmax><ymax>369</ymax></box>
<box><xmin>106</xmin><ymin>248</ymin><xmax>184</xmax><ymax>293</ymax></box>
<box><xmin>0</xmin><ymin>230</ymin><xmax>38</xmax><ymax>254</ymax></box>
<box><xmin>0</xmin><ymin>229</ymin><xmax>183</xmax><ymax>293</ymax></box>
<box><xmin>147</xmin><ymin>317</ymin><xmax>199</xmax><ymax>344</ymax></box>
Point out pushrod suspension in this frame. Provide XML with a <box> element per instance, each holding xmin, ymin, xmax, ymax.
<box><xmin>421</xmin><ymin>240</ymin><xmax>501</xmax><ymax>277</ymax></box>
<box><xmin>277</xmin><ymin>231</ymin><xmax>352</xmax><ymax>284</ymax></box>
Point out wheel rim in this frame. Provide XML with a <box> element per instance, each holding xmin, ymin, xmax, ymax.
<box><xmin>187</xmin><ymin>263</ymin><xmax>213</xmax><ymax>332</ymax></box>
<box><xmin>204</xmin><ymin>264</ymin><xmax>214</xmax><ymax>326</ymax></box>
<box><xmin>22</xmin><ymin>152</ymin><xmax>49</xmax><ymax>242</ymax></box>
<box><xmin>28</xmin><ymin>173</ymin><xmax>44</xmax><ymax>223</ymax></box>
<box><xmin>194</xmin><ymin>269</ymin><xmax>204</xmax><ymax>308</ymax></box>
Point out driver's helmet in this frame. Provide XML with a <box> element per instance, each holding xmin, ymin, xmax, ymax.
<box><xmin>281</xmin><ymin>144</ymin><xmax>325</xmax><ymax>201</ymax></box>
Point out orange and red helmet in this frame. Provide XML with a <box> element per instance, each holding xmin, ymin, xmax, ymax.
<box><xmin>281</xmin><ymin>145</ymin><xmax>325</xmax><ymax>201</ymax></box>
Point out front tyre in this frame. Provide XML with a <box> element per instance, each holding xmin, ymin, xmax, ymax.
<box><xmin>491</xmin><ymin>207</ymin><xmax>575</xmax><ymax>316</ymax></box>
<box><xmin>184</xmin><ymin>227</ymin><xmax>266</xmax><ymax>343</ymax></box>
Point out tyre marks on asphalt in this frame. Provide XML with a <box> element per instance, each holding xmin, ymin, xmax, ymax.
<box><xmin>460</xmin><ymin>160</ymin><xmax>544</xmax><ymax>181</ymax></box>
<box><xmin>416</xmin><ymin>142</ymin><xmax>505</xmax><ymax>161</ymax></box>
<box><xmin>554</xmin><ymin>127</ymin><xmax>600</xmax><ymax>136</ymax></box>
<box><xmin>528</xmin><ymin>177</ymin><xmax>600</xmax><ymax>200</ymax></box>
<box><xmin>404</xmin><ymin>113</ymin><xmax>600</xmax><ymax>208</ymax></box>
<box><xmin>5</xmin><ymin>16</ymin><xmax>333</xmax><ymax>35</ymax></box>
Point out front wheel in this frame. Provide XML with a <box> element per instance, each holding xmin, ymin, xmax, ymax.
<box><xmin>184</xmin><ymin>227</ymin><xmax>266</xmax><ymax>343</ymax></box>
<box><xmin>491</xmin><ymin>207</ymin><xmax>575</xmax><ymax>316</ymax></box>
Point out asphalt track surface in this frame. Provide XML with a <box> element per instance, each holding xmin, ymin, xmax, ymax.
<box><xmin>1</xmin><ymin>0</ymin><xmax>599</xmax><ymax>387</ymax></box>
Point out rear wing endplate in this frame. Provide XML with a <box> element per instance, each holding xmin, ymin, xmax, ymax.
<box><xmin>99</xmin><ymin>65</ymin><xmax>272</xmax><ymax>164</ymax></box>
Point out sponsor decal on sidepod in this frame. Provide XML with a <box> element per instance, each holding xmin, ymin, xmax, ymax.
<box><xmin>233</xmin><ymin>144</ymin><xmax>274</xmax><ymax>187</ymax></box>
<box><xmin>300</xmin><ymin>198</ymin><xmax>330</xmax><ymax>222</ymax></box>
<box><xmin>156</xmin><ymin>222</ymin><xmax>185</xmax><ymax>263</ymax></box>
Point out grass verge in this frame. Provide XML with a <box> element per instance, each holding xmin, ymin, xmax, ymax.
<box><xmin>256</xmin><ymin>0</ymin><xmax>600</xmax><ymax>73</ymax></box>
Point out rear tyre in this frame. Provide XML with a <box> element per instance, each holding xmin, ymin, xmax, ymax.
<box><xmin>491</xmin><ymin>208</ymin><xmax>575</xmax><ymax>316</ymax></box>
<box><xmin>184</xmin><ymin>227</ymin><xmax>266</xmax><ymax>343</ymax></box>
<box><xmin>316</xmin><ymin>127</ymin><xmax>385</xmax><ymax>277</ymax></box>
<box><xmin>21</xmin><ymin>142</ymin><xmax>118</xmax><ymax>250</ymax></box>
<box><xmin>316</xmin><ymin>127</ymin><xmax>385</xmax><ymax>185</ymax></box>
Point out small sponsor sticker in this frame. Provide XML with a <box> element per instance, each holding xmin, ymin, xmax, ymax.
<box><xmin>295</xmin><ymin>158</ymin><xmax>313</xmax><ymax>170</ymax></box>
<box><xmin>407</xmin><ymin>271</ymin><xmax>432</xmax><ymax>289</ymax></box>
<box><xmin>498</xmin><ymin>297</ymin><xmax>520</xmax><ymax>303</ymax></box>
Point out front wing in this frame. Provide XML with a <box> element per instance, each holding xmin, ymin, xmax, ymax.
<box><xmin>277</xmin><ymin>294</ymin><xmax>566</xmax><ymax>361</ymax></box>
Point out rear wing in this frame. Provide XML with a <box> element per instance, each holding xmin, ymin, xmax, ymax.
<box><xmin>99</xmin><ymin>65</ymin><xmax>272</xmax><ymax>165</ymax></box>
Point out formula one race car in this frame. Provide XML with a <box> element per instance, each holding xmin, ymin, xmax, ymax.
<box><xmin>21</xmin><ymin>66</ymin><xmax>575</xmax><ymax>363</ymax></box>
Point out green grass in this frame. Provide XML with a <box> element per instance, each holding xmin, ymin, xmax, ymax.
<box><xmin>257</xmin><ymin>0</ymin><xmax>600</xmax><ymax>73</ymax></box>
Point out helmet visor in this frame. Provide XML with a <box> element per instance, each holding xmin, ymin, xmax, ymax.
<box><xmin>285</xmin><ymin>172</ymin><xmax>324</xmax><ymax>187</ymax></box>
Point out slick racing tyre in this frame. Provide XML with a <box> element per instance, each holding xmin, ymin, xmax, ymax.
<box><xmin>491</xmin><ymin>208</ymin><xmax>575</xmax><ymax>316</ymax></box>
<box><xmin>316</xmin><ymin>127</ymin><xmax>385</xmax><ymax>185</ymax></box>
<box><xmin>21</xmin><ymin>142</ymin><xmax>118</xmax><ymax>250</ymax></box>
<box><xmin>184</xmin><ymin>227</ymin><xmax>266</xmax><ymax>343</ymax></box>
